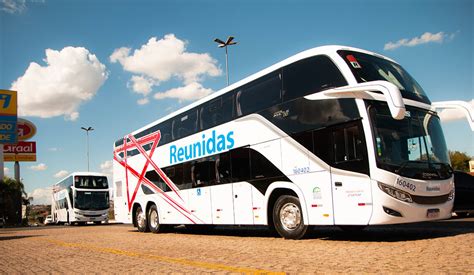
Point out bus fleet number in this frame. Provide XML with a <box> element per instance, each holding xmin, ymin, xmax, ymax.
<box><xmin>396</xmin><ymin>178</ymin><xmax>416</xmax><ymax>192</ymax></box>
<box><xmin>293</xmin><ymin>166</ymin><xmax>310</xmax><ymax>175</ymax></box>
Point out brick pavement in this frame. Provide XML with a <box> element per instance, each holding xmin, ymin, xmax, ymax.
<box><xmin>0</xmin><ymin>219</ymin><xmax>473</xmax><ymax>274</ymax></box>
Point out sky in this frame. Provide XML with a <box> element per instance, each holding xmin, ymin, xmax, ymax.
<box><xmin>1</xmin><ymin>0</ymin><xmax>473</xmax><ymax>204</ymax></box>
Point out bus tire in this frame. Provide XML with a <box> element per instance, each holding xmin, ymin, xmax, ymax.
<box><xmin>147</xmin><ymin>205</ymin><xmax>163</xmax><ymax>234</ymax></box>
<box><xmin>135</xmin><ymin>205</ymin><xmax>149</xmax><ymax>232</ymax></box>
<box><xmin>272</xmin><ymin>195</ymin><xmax>308</xmax><ymax>239</ymax></box>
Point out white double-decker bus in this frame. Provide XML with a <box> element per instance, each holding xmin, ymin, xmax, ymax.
<box><xmin>52</xmin><ymin>172</ymin><xmax>110</xmax><ymax>225</ymax></box>
<box><xmin>113</xmin><ymin>45</ymin><xmax>473</xmax><ymax>239</ymax></box>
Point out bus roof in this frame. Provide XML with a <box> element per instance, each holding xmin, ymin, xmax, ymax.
<box><xmin>122</xmin><ymin>45</ymin><xmax>396</xmax><ymax>139</ymax></box>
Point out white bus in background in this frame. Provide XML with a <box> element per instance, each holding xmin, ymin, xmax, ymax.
<box><xmin>52</xmin><ymin>172</ymin><xmax>110</xmax><ymax>225</ymax></box>
<box><xmin>113</xmin><ymin>45</ymin><xmax>473</xmax><ymax>239</ymax></box>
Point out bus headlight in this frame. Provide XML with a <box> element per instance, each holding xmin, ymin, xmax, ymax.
<box><xmin>378</xmin><ymin>182</ymin><xmax>413</xmax><ymax>203</ymax></box>
<box><xmin>447</xmin><ymin>189</ymin><xmax>455</xmax><ymax>201</ymax></box>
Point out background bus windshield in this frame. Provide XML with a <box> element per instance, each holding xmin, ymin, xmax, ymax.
<box><xmin>368</xmin><ymin>101</ymin><xmax>452</xmax><ymax>180</ymax></box>
<box><xmin>338</xmin><ymin>50</ymin><xmax>430</xmax><ymax>104</ymax></box>
<box><xmin>74</xmin><ymin>176</ymin><xmax>108</xmax><ymax>189</ymax></box>
<box><xmin>74</xmin><ymin>191</ymin><xmax>109</xmax><ymax>210</ymax></box>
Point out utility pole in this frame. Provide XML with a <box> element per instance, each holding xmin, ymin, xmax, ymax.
<box><xmin>81</xmin><ymin>127</ymin><xmax>94</xmax><ymax>171</ymax></box>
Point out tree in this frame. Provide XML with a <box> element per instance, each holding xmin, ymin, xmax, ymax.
<box><xmin>0</xmin><ymin>177</ymin><xmax>26</xmax><ymax>226</ymax></box>
<box><xmin>449</xmin><ymin>151</ymin><xmax>472</xmax><ymax>172</ymax></box>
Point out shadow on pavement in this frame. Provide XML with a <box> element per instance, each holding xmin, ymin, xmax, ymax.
<box><xmin>310</xmin><ymin>220</ymin><xmax>474</xmax><ymax>242</ymax></box>
<box><xmin>132</xmin><ymin>218</ymin><xmax>474</xmax><ymax>242</ymax></box>
<box><xmin>0</xmin><ymin>235</ymin><xmax>42</xmax><ymax>241</ymax></box>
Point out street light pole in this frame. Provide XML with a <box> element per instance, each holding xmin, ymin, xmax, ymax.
<box><xmin>214</xmin><ymin>36</ymin><xmax>237</xmax><ymax>86</ymax></box>
<box><xmin>81</xmin><ymin>127</ymin><xmax>94</xmax><ymax>172</ymax></box>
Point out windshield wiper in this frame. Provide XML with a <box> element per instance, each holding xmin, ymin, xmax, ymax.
<box><xmin>395</xmin><ymin>160</ymin><xmax>426</xmax><ymax>175</ymax></box>
<box><xmin>428</xmin><ymin>162</ymin><xmax>454</xmax><ymax>174</ymax></box>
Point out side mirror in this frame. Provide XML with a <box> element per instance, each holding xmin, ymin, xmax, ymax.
<box><xmin>431</xmin><ymin>101</ymin><xmax>474</xmax><ymax>131</ymax></box>
<box><xmin>308</xmin><ymin>80</ymin><xmax>406</xmax><ymax>120</ymax></box>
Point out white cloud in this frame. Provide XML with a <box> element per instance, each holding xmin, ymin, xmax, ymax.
<box><xmin>29</xmin><ymin>163</ymin><xmax>47</xmax><ymax>171</ymax></box>
<box><xmin>110</xmin><ymin>34</ymin><xmax>221</xmax><ymax>104</ymax></box>
<box><xmin>1</xmin><ymin>0</ymin><xmax>26</xmax><ymax>14</ymax></box>
<box><xmin>11</xmin><ymin>46</ymin><xmax>108</xmax><ymax>120</ymax></box>
<box><xmin>438</xmin><ymin>100</ymin><xmax>474</xmax><ymax>122</ymax></box>
<box><xmin>137</xmin><ymin>97</ymin><xmax>150</xmax><ymax>105</ymax></box>
<box><xmin>54</xmin><ymin>170</ymin><xmax>69</xmax><ymax>179</ymax></box>
<box><xmin>4</xmin><ymin>167</ymin><xmax>10</xmax><ymax>175</ymax></box>
<box><xmin>154</xmin><ymin>82</ymin><xmax>214</xmax><ymax>102</ymax></box>
<box><xmin>129</xmin><ymin>75</ymin><xmax>154</xmax><ymax>96</ymax></box>
<box><xmin>29</xmin><ymin>187</ymin><xmax>52</xmax><ymax>205</ymax></box>
<box><xmin>48</xmin><ymin>147</ymin><xmax>59</xmax><ymax>152</ymax></box>
<box><xmin>384</xmin><ymin>31</ymin><xmax>456</xmax><ymax>51</ymax></box>
<box><xmin>100</xmin><ymin>160</ymin><xmax>113</xmax><ymax>179</ymax></box>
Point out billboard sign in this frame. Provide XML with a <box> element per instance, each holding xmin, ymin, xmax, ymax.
<box><xmin>0</xmin><ymin>90</ymin><xmax>18</xmax><ymax>144</ymax></box>
<box><xmin>17</xmin><ymin>118</ymin><xmax>37</xmax><ymax>141</ymax></box>
<box><xmin>4</xmin><ymin>141</ymin><xmax>37</xmax><ymax>162</ymax></box>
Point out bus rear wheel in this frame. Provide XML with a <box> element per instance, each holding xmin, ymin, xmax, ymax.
<box><xmin>147</xmin><ymin>205</ymin><xmax>165</xmax><ymax>234</ymax></box>
<box><xmin>272</xmin><ymin>195</ymin><xmax>308</xmax><ymax>239</ymax></box>
<box><xmin>135</xmin><ymin>205</ymin><xmax>149</xmax><ymax>232</ymax></box>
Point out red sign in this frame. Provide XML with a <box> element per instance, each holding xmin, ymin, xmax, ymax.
<box><xmin>17</xmin><ymin>118</ymin><xmax>36</xmax><ymax>141</ymax></box>
<box><xmin>4</xmin><ymin>141</ymin><xmax>36</xmax><ymax>154</ymax></box>
<box><xmin>4</xmin><ymin>141</ymin><xmax>37</xmax><ymax>161</ymax></box>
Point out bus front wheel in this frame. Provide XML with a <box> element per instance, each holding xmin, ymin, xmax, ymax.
<box><xmin>135</xmin><ymin>205</ymin><xmax>149</xmax><ymax>232</ymax></box>
<box><xmin>272</xmin><ymin>195</ymin><xmax>308</xmax><ymax>239</ymax></box>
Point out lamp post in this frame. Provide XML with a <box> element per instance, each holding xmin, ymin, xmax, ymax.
<box><xmin>81</xmin><ymin>127</ymin><xmax>94</xmax><ymax>172</ymax></box>
<box><xmin>214</xmin><ymin>36</ymin><xmax>237</xmax><ymax>86</ymax></box>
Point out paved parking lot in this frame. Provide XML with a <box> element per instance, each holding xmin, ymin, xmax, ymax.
<box><xmin>1</xmin><ymin>218</ymin><xmax>473</xmax><ymax>274</ymax></box>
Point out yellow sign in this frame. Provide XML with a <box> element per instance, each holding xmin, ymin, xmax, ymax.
<box><xmin>4</xmin><ymin>154</ymin><xmax>37</xmax><ymax>162</ymax></box>
<box><xmin>0</xmin><ymin>90</ymin><xmax>17</xmax><ymax>116</ymax></box>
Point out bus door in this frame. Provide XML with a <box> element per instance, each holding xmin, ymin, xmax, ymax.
<box><xmin>328</xmin><ymin>121</ymin><xmax>373</xmax><ymax>225</ymax></box>
<box><xmin>188</xmin><ymin>160</ymin><xmax>213</xmax><ymax>224</ymax></box>
<box><xmin>210</xmin><ymin>153</ymin><xmax>235</xmax><ymax>224</ymax></box>
<box><xmin>231</xmin><ymin>147</ymin><xmax>254</xmax><ymax>225</ymax></box>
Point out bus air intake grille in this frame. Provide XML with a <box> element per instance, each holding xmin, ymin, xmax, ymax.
<box><xmin>411</xmin><ymin>194</ymin><xmax>450</xmax><ymax>205</ymax></box>
<box><xmin>83</xmin><ymin>214</ymin><xmax>103</xmax><ymax>217</ymax></box>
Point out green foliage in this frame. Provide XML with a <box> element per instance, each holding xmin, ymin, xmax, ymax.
<box><xmin>0</xmin><ymin>177</ymin><xmax>25</xmax><ymax>194</ymax></box>
<box><xmin>449</xmin><ymin>151</ymin><xmax>472</xmax><ymax>172</ymax></box>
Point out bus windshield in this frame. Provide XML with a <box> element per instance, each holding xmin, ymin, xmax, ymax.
<box><xmin>368</xmin><ymin>101</ymin><xmax>452</xmax><ymax>180</ymax></box>
<box><xmin>338</xmin><ymin>50</ymin><xmax>430</xmax><ymax>104</ymax></box>
<box><xmin>74</xmin><ymin>190</ymin><xmax>109</xmax><ymax>210</ymax></box>
<box><xmin>74</xmin><ymin>176</ymin><xmax>109</xmax><ymax>189</ymax></box>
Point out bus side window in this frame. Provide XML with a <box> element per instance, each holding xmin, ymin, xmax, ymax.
<box><xmin>312</xmin><ymin>128</ymin><xmax>332</xmax><ymax>164</ymax></box>
<box><xmin>200</xmin><ymin>92</ymin><xmax>234</xmax><ymax>131</ymax></box>
<box><xmin>282</xmin><ymin>55</ymin><xmax>347</xmax><ymax>102</ymax></box>
<box><xmin>158</xmin><ymin>120</ymin><xmax>172</xmax><ymax>145</ymax></box>
<box><xmin>145</xmin><ymin>170</ymin><xmax>171</xmax><ymax>192</ymax></box>
<box><xmin>163</xmin><ymin>165</ymin><xmax>184</xmax><ymax>189</ymax></box>
<box><xmin>172</xmin><ymin>108</ymin><xmax>198</xmax><ymax>140</ymax></box>
<box><xmin>230</xmin><ymin>147</ymin><xmax>251</xmax><ymax>182</ymax></box>
<box><xmin>236</xmin><ymin>71</ymin><xmax>281</xmax><ymax>117</ymax></box>
<box><xmin>192</xmin><ymin>156</ymin><xmax>217</xmax><ymax>187</ymax></box>
<box><xmin>330</xmin><ymin>122</ymin><xmax>369</xmax><ymax>175</ymax></box>
<box><xmin>217</xmin><ymin>152</ymin><xmax>232</xmax><ymax>184</ymax></box>
<box><xmin>182</xmin><ymin>162</ymin><xmax>193</xmax><ymax>189</ymax></box>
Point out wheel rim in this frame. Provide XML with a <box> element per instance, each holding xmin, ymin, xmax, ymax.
<box><xmin>137</xmin><ymin>208</ymin><xmax>146</xmax><ymax>228</ymax></box>
<box><xmin>150</xmin><ymin>210</ymin><xmax>158</xmax><ymax>229</ymax></box>
<box><xmin>279</xmin><ymin>202</ymin><xmax>301</xmax><ymax>231</ymax></box>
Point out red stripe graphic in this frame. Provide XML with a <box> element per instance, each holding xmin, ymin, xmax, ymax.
<box><xmin>113</xmin><ymin>153</ymin><xmax>199</xmax><ymax>224</ymax></box>
<box><xmin>113</xmin><ymin>131</ymin><xmax>204</xmax><ymax>224</ymax></box>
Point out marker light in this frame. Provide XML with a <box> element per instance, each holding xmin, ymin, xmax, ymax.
<box><xmin>378</xmin><ymin>182</ymin><xmax>413</xmax><ymax>203</ymax></box>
